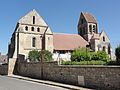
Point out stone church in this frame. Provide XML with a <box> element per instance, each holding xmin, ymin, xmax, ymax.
<box><xmin>8</xmin><ymin>9</ymin><xmax>112</xmax><ymax>61</ymax></box>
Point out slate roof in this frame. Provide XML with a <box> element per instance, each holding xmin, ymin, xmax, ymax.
<box><xmin>53</xmin><ymin>33</ymin><xmax>88</xmax><ymax>50</ymax></box>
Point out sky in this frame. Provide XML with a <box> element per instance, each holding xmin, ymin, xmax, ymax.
<box><xmin>0</xmin><ymin>0</ymin><xmax>120</xmax><ymax>54</ymax></box>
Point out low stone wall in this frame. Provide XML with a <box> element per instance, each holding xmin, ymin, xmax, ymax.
<box><xmin>0</xmin><ymin>64</ymin><xmax>8</xmax><ymax>75</ymax></box>
<box><xmin>16</xmin><ymin>62</ymin><xmax>120</xmax><ymax>90</ymax></box>
<box><xmin>16</xmin><ymin>62</ymin><xmax>42</xmax><ymax>79</ymax></box>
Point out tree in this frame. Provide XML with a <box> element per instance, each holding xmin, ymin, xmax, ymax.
<box><xmin>39</xmin><ymin>50</ymin><xmax>52</xmax><ymax>62</ymax></box>
<box><xmin>115</xmin><ymin>45</ymin><xmax>120</xmax><ymax>63</ymax></box>
<box><xmin>28</xmin><ymin>50</ymin><xmax>40</xmax><ymax>62</ymax></box>
<box><xmin>28</xmin><ymin>50</ymin><xmax>53</xmax><ymax>62</ymax></box>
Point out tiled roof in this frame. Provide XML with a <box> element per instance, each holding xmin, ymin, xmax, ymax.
<box><xmin>53</xmin><ymin>33</ymin><xmax>88</xmax><ymax>50</ymax></box>
<box><xmin>82</xmin><ymin>12</ymin><xmax>97</xmax><ymax>23</ymax></box>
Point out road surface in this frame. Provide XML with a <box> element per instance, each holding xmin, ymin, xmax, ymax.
<box><xmin>0</xmin><ymin>76</ymin><xmax>68</xmax><ymax>90</ymax></box>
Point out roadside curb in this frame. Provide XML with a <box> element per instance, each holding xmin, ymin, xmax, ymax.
<box><xmin>7</xmin><ymin>75</ymin><xmax>93</xmax><ymax>90</ymax></box>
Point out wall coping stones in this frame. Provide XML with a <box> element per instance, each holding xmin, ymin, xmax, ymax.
<box><xmin>59</xmin><ymin>65</ymin><xmax>120</xmax><ymax>68</ymax></box>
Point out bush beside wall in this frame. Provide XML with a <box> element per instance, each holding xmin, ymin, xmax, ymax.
<box><xmin>70</xmin><ymin>48</ymin><xmax>110</xmax><ymax>65</ymax></box>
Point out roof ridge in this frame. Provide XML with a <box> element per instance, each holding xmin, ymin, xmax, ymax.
<box><xmin>53</xmin><ymin>32</ymin><xmax>78</xmax><ymax>35</ymax></box>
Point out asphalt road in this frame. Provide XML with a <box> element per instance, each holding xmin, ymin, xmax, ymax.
<box><xmin>0</xmin><ymin>76</ymin><xmax>68</xmax><ymax>90</ymax></box>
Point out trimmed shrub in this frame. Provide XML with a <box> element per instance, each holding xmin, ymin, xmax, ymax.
<box><xmin>71</xmin><ymin>48</ymin><xmax>91</xmax><ymax>62</ymax></box>
<box><xmin>91</xmin><ymin>52</ymin><xmax>99</xmax><ymax>60</ymax></box>
<box><xmin>71</xmin><ymin>48</ymin><xmax>109</xmax><ymax>63</ymax></box>
<box><xmin>96</xmin><ymin>51</ymin><xmax>109</xmax><ymax>62</ymax></box>
<box><xmin>91</xmin><ymin>51</ymin><xmax>109</xmax><ymax>62</ymax></box>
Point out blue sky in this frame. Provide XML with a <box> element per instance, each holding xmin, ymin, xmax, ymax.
<box><xmin>0</xmin><ymin>0</ymin><xmax>120</xmax><ymax>54</ymax></box>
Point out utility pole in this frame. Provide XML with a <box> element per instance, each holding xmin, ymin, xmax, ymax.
<box><xmin>40</xmin><ymin>26</ymin><xmax>48</xmax><ymax>79</ymax></box>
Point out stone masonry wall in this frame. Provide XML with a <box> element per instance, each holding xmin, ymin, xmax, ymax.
<box><xmin>16</xmin><ymin>62</ymin><xmax>120</xmax><ymax>90</ymax></box>
<box><xmin>0</xmin><ymin>64</ymin><xmax>8</xmax><ymax>75</ymax></box>
<box><xmin>16</xmin><ymin>62</ymin><xmax>42</xmax><ymax>79</ymax></box>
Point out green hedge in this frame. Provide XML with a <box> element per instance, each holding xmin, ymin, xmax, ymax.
<box><xmin>61</xmin><ymin>60</ymin><xmax>107</xmax><ymax>65</ymax></box>
<box><xmin>71</xmin><ymin>48</ymin><xmax>91</xmax><ymax>61</ymax></box>
<box><xmin>71</xmin><ymin>48</ymin><xmax>109</xmax><ymax>62</ymax></box>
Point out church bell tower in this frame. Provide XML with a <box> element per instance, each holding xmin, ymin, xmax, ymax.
<box><xmin>78</xmin><ymin>12</ymin><xmax>98</xmax><ymax>42</ymax></box>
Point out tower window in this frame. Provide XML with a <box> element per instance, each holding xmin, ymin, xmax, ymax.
<box><xmin>33</xmin><ymin>16</ymin><xmax>35</xmax><ymax>24</ymax></box>
<box><xmin>31</xmin><ymin>27</ymin><xmax>34</xmax><ymax>31</ymax></box>
<box><xmin>32</xmin><ymin>37</ymin><xmax>36</xmax><ymax>47</ymax></box>
<box><xmin>37</xmin><ymin>27</ymin><xmax>40</xmax><ymax>32</ymax></box>
<box><xmin>89</xmin><ymin>25</ymin><xmax>92</xmax><ymax>33</ymax></box>
<box><xmin>83</xmin><ymin>27</ymin><xmax>86</xmax><ymax>34</ymax></box>
<box><xmin>108</xmin><ymin>45</ymin><xmax>111</xmax><ymax>54</ymax></box>
<box><xmin>80</xmin><ymin>28</ymin><xmax>82</xmax><ymax>35</ymax></box>
<box><xmin>93</xmin><ymin>25</ymin><xmax>96</xmax><ymax>33</ymax></box>
<box><xmin>81</xmin><ymin>19</ymin><xmax>84</xmax><ymax>24</ymax></box>
<box><xmin>103</xmin><ymin>36</ymin><xmax>105</xmax><ymax>42</ymax></box>
<box><xmin>25</xmin><ymin>26</ymin><xmax>28</xmax><ymax>31</ymax></box>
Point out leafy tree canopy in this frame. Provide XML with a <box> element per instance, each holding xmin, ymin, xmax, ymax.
<box><xmin>28</xmin><ymin>50</ymin><xmax>40</xmax><ymax>62</ymax></box>
<box><xmin>39</xmin><ymin>50</ymin><xmax>53</xmax><ymax>62</ymax></box>
<box><xmin>28</xmin><ymin>50</ymin><xmax>52</xmax><ymax>62</ymax></box>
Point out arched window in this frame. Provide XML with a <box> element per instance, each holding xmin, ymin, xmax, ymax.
<box><xmin>103</xmin><ymin>46</ymin><xmax>106</xmax><ymax>52</ymax></box>
<box><xmin>33</xmin><ymin>16</ymin><xmax>35</xmax><ymax>24</ymax></box>
<box><xmin>37</xmin><ymin>27</ymin><xmax>40</xmax><ymax>32</ymax></box>
<box><xmin>89</xmin><ymin>25</ymin><xmax>92</xmax><ymax>33</ymax></box>
<box><xmin>25</xmin><ymin>26</ymin><xmax>28</xmax><ymax>31</ymax></box>
<box><xmin>108</xmin><ymin>44</ymin><xmax>111</xmax><ymax>54</ymax></box>
<box><xmin>31</xmin><ymin>27</ymin><xmax>34</xmax><ymax>31</ymax></box>
<box><xmin>32</xmin><ymin>37</ymin><xmax>36</xmax><ymax>47</ymax></box>
<box><xmin>103</xmin><ymin>36</ymin><xmax>105</xmax><ymax>42</ymax></box>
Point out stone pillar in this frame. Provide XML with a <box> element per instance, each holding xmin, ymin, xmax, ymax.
<box><xmin>8</xmin><ymin>58</ymin><xmax>17</xmax><ymax>76</ymax></box>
